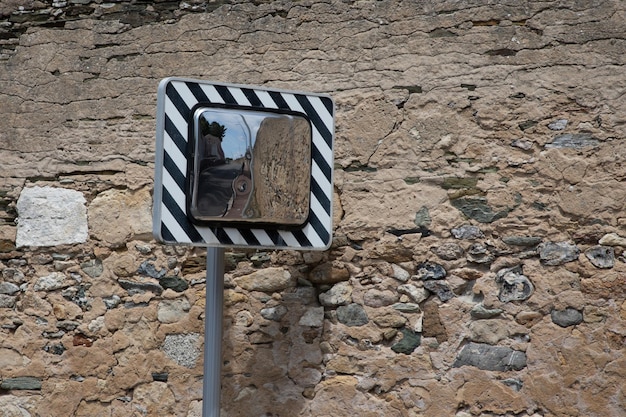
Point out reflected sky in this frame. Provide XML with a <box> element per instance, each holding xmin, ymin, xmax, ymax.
<box><xmin>200</xmin><ymin>109</ymin><xmax>267</xmax><ymax>160</ymax></box>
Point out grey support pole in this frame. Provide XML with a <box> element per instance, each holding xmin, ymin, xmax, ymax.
<box><xmin>203</xmin><ymin>247</ymin><xmax>225</xmax><ymax>417</ymax></box>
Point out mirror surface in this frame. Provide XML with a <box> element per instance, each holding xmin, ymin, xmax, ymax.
<box><xmin>188</xmin><ymin>107</ymin><xmax>312</xmax><ymax>225</ymax></box>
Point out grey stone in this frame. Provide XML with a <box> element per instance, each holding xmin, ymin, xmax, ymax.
<box><xmin>453</xmin><ymin>342</ymin><xmax>527</xmax><ymax>371</ymax></box>
<box><xmin>467</xmin><ymin>243</ymin><xmax>495</xmax><ymax>264</ymax></box>
<box><xmin>391</xmin><ymin>328</ymin><xmax>421</xmax><ymax>354</ymax></box>
<box><xmin>502</xmin><ymin>236</ymin><xmax>542</xmax><ymax>247</ymax></box>
<box><xmin>599</xmin><ymin>232</ymin><xmax>626</xmax><ymax>247</ymax></box>
<box><xmin>431</xmin><ymin>242</ymin><xmax>464</xmax><ymax>260</ymax></box>
<box><xmin>0</xmin><ymin>294</ymin><xmax>16</xmax><ymax>308</ymax></box>
<box><xmin>495</xmin><ymin>265</ymin><xmax>534</xmax><ymax>302</ymax></box>
<box><xmin>470</xmin><ymin>303</ymin><xmax>503</xmax><ymax>319</ymax></box>
<box><xmin>392</xmin><ymin>303</ymin><xmax>421</xmax><ymax>313</ymax></box>
<box><xmin>44</xmin><ymin>343</ymin><xmax>66</xmax><ymax>355</ymax></box>
<box><xmin>390</xmin><ymin>264</ymin><xmax>411</xmax><ymax>282</ymax></box>
<box><xmin>34</xmin><ymin>272</ymin><xmax>69</xmax><ymax>291</ymax></box>
<box><xmin>584</xmin><ymin>245</ymin><xmax>615</xmax><ymax>269</ymax></box>
<box><xmin>423</xmin><ymin>280</ymin><xmax>454</xmax><ymax>302</ymax></box>
<box><xmin>16</xmin><ymin>186</ymin><xmax>88</xmax><ymax>248</ymax></box>
<box><xmin>551</xmin><ymin>307</ymin><xmax>583</xmax><ymax>328</ymax></box>
<box><xmin>451</xmin><ymin>224</ymin><xmax>484</xmax><ymax>240</ymax></box>
<box><xmin>397</xmin><ymin>284</ymin><xmax>429</xmax><ymax>304</ymax></box>
<box><xmin>547</xmin><ymin>119</ymin><xmax>568</xmax><ymax>131</ymax></box>
<box><xmin>260</xmin><ymin>305</ymin><xmax>288</xmax><ymax>321</ymax></box>
<box><xmin>511</xmin><ymin>139</ymin><xmax>533</xmax><ymax>150</ymax></box>
<box><xmin>118</xmin><ymin>279</ymin><xmax>163</xmax><ymax>295</ymax></box>
<box><xmin>414</xmin><ymin>262</ymin><xmax>446</xmax><ymax>280</ymax></box>
<box><xmin>450</xmin><ymin>196</ymin><xmax>513</xmax><ymax>223</ymax></box>
<box><xmin>337</xmin><ymin>303</ymin><xmax>369</xmax><ymax>327</ymax></box>
<box><xmin>414</xmin><ymin>206</ymin><xmax>431</xmax><ymax>227</ymax></box>
<box><xmin>299</xmin><ymin>306</ymin><xmax>324</xmax><ymax>327</ymax></box>
<box><xmin>0</xmin><ymin>377</ymin><xmax>42</xmax><ymax>390</ymax></box>
<box><xmin>0</xmin><ymin>282</ymin><xmax>20</xmax><ymax>295</ymax></box>
<box><xmin>1</xmin><ymin>268</ymin><xmax>25</xmax><ymax>284</ymax></box>
<box><xmin>503</xmin><ymin>378</ymin><xmax>524</xmax><ymax>391</ymax></box>
<box><xmin>319</xmin><ymin>281</ymin><xmax>352</xmax><ymax>307</ymax></box>
<box><xmin>159</xmin><ymin>276</ymin><xmax>189</xmax><ymax>292</ymax></box>
<box><xmin>538</xmin><ymin>241</ymin><xmax>580</xmax><ymax>265</ymax></box>
<box><xmin>138</xmin><ymin>261</ymin><xmax>166</xmax><ymax>279</ymax></box>
<box><xmin>162</xmin><ymin>333</ymin><xmax>200</xmax><ymax>368</ymax></box>
<box><xmin>80</xmin><ymin>259</ymin><xmax>103</xmax><ymax>278</ymax></box>
<box><xmin>234</xmin><ymin>268</ymin><xmax>294</xmax><ymax>292</ymax></box>
<box><xmin>545</xmin><ymin>133</ymin><xmax>599</xmax><ymax>148</ymax></box>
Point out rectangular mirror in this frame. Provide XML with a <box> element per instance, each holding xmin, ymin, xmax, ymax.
<box><xmin>187</xmin><ymin>106</ymin><xmax>312</xmax><ymax>226</ymax></box>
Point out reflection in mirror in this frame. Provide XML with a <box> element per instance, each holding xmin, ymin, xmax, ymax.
<box><xmin>188</xmin><ymin>107</ymin><xmax>312</xmax><ymax>226</ymax></box>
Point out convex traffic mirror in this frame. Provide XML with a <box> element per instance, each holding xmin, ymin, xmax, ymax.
<box><xmin>187</xmin><ymin>107</ymin><xmax>312</xmax><ymax>226</ymax></box>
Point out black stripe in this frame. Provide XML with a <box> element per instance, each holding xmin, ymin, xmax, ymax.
<box><xmin>239</xmin><ymin>229</ymin><xmax>261</xmax><ymax>246</ymax></box>
<box><xmin>214</xmin><ymin>85</ymin><xmax>237</xmax><ymax>105</ymax></box>
<box><xmin>311</xmin><ymin>143</ymin><xmax>331</xmax><ymax>182</ymax></box>
<box><xmin>186</xmin><ymin>82</ymin><xmax>210</xmax><ymax>103</ymax></box>
<box><xmin>268</xmin><ymin>91</ymin><xmax>290</xmax><ymax>110</ymax></box>
<box><xmin>292</xmin><ymin>229</ymin><xmax>312</xmax><ymax>247</ymax></box>
<box><xmin>161</xmin><ymin>223</ymin><xmax>175</xmax><ymax>242</ymax></box>
<box><xmin>321</xmin><ymin>96</ymin><xmax>333</xmax><ymax>115</ymax></box>
<box><xmin>164</xmin><ymin>114</ymin><xmax>187</xmax><ymax>155</ymax></box>
<box><xmin>241</xmin><ymin>88</ymin><xmax>263</xmax><ymax>107</ymax></box>
<box><xmin>163</xmin><ymin>152</ymin><xmax>186</xmax><ymax>190</ymax></box>
<box><xmin>212</xmin><ymin>228</ymin><xmax>234</xmax><ymax>245</ymax></box>
<box><xmin>295</xmin><ymin>94</ymin><xmax>333</xmax><ymax>149</ymax></box>
<box><xmin>265</xmin><ymin>229</ymin><xmax>283</xmax><ymax>246</ymax></box>
<box><xmin>166</xmin><ymin>82</ymin><xmax>191</xmax><ymax>120</ymax></box>
<box><xmin>307</xmin><ymin>211</ymin><xmax>330</xmax><ymax>246</ymax></box>
<box><xmin>162</xmin><ymin>188</ymin><xmax>204</xmax><ymax>243</ymax></box>
<box><xmin>311</xmin><ymin>177</ymin><xmax>331</xmax><ymax>215</ymax></box>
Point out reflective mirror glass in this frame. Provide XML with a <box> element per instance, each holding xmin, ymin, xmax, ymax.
<box><xmin>188</xmin><ymin>107</ymin><xmax>312</xmax><ymax>226</ymax></box>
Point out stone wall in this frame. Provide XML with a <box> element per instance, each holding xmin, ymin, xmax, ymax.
<box><xmin>1</xmin><ymin>1</ymin><xmax>625</xmax><ymax>416</ymax></box>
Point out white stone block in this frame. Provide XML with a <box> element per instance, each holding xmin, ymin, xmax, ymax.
<box><xmin>16</xmin><ymin>186</ymin><xmax>88</xmax><ymax>247</ymax></box>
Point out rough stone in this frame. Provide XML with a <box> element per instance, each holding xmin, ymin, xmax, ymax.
<box><xmin>584</xmin><ymin>245</ymin><xmax>615</xmax><ymax>269</ymax></box>
<box><xmin>502</xmin><ymin>236</ymin><xmax>542</xmax><ymax>247</ymax></box>
<box><xmin>162</xmin><ymin>333</ymin><xmax>200</xmax><ymax>368</ymax></box>
<box><xmin>336</xmin><ymin>303</ymin><xmax>369</xmax><ymax>327</ymax></box>
<box><xmin>451</xmin><ymin>224</ymin><xmax>484</xmax><ymax>240</ymax></box>
<box><xmin>157</xmin><ymin>298</ymin><xmax>191</xmax><ymax>323</ymax></box>
<box><xmin>234</xmin><ymin>267</ymin><xmax>294</xmax><ymax>292</ymax></box>
<box><xmin>545</xmin><ymin>133</ymin><xmax>599</xmax><ymax>148</ymax></box>
<box><xmin>308</xmin><ymin>261</ymin><xmax>350</xmax><ymax>284</ymax></box>
<box><xmin>391</xmin><ymin>328</ymin><xmax>421</xmax><ymax>354</ymax></box>
<box><xmin>15</xmin><ymin>186</ymin><xmax>88</xmax><ymax>247</ymax></box>
<box><xmin>159</xmin><ymin>276</ymin><xmax>189</xmax><ymax>292</ymax></box>
<box><xmin>431</xmin><ymin>242</ymin><xmax>464</xmax><ymax>260</ymax></box>
<box><xmin>450</xmin><ymin>197</ymin><xmax>513</xmax><ymax>223</ymax></box>
<box><xmin>299</xmin><ymin>306</ymin><xmax>324</xmax><ymax>327</ymax></box>
<box><xmin>454</xmin><ymin>342</ymin><xmax>527</xmax><ymax>371</ymax></box>
<box><xmin>0</xmin><ymin>281</ymin><xmax>20</xmax><ymax>295</ymax></box>
<box><xmin>80</xmin><ymin>258</ymin><xmax>103</xmax><ymax>278</ymax></box>
<box><xmin>599</xmin><ymin>232</ymin><xmax>626</xmax><ymax>247</ymax></box>
<box><xmin>550</xmin><ymin>307</ymin><xmax>583</xmax><ymax>328</ymax></box>
<box><xmin>547</xmin><ymin>119</ymin><xmax>568</xmax><ymax>131</ymax></box>
<box><xmin>0</xmin><ymin>377</ymin><xmax>42</xmax><ymax>390</ymax></box>
<box><xmin>363</xmin><ymin>288</ymin><xmax>398</xmax><ymax>307</ymax></box>
<box><xmin>470</xmin><ymin>303</ymin><xmax>503</xmax><ymax>319</ymax></box>
<box><xmin>414</xmin><ymin>261</ymin><xmax>447</xmax><ymax>280</ymax></box>
<box><xmin>33</xmin><ymin>272</ymin><xmax>70</xmax><ymax>291</ymax></box>
<box><xmin>260</xmin><ymin>305</ymin><xmax>288</xmax><ymax>321</ymax></box>
<box><xmin>495</xmin><ymin>266</ymin><xmax>534</xmax><ymax>302</ymax></box>
<box><xmin>423</xmin><ymin>280</ymin><xmax>454</xmax><ymax>302</ymax></box>
<box><xmin>397</xmin><ymin>284</ymin><xmax>429</xmax><ymax>304</ymax></box>
<box><xmin>319</xmin><ymin>281</ymin><xmax>352</xmax><ymax>307</ymax></box>
<box><xmin>538</xmin><ymin>242</ymin><xmax>580</xmax><ymax>265</ymax></box>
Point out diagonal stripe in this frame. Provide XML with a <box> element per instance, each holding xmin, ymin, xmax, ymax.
<box><xmin>161</xmin><ymin>204</ymin><xmax>195</xmax><ymax>243</ymax></box>
<box><xmin>166</xmin><ymin>82</ymin><xmax>191</xmax><ymax>120</ymax></box>
<box><xmin>255</xmin><ymin>90</ymin><xmax>278</xmax><ymax>108</ymax></box>
<box><xmin>251</xmin><ymin>229</ymin><xmax>276</xmax><ymax>246</ymax></box>
<box><xmin>292</xmin><ymin>229</ymin><xmax>312</xmax><ymax>247</ymax></box>
<box><xmin>241</xmin><ymin>88</ymin><xmax>263</xmax><ymax>107</ymax></box>
<box><xmin>173</xmin><ymin>81</ymin><xmax>201</xmax><ymax>111</ymax></box>
<box><xmin>310</xmin><ymin>177</ymin><xmax>331</xmax><ymax>215</ymax></box>
<box><xmin>239</xmin><ymin>229</ymin><xmax>261</xmax><ymax>246</ymax></box>
<box><xmin>268</xmin><ymin>91</ymin><xmax>290</xmax><ymax>110</ymax></box>
<box><xmin>212</xmin><ymin>228</ymin><xmax>234</xmax><ymax>245</ymax></box>
<box><xmin>163</xmin><ymin>152</ymin><xmax>186</xmax><ymax>191</ymax></box>
<box><xmin>311</xmin><ymin>145</ymin><xmax>332</xmax><ymax>182</ymax></box>
<box><xmin>199</xmin><ymin>84</ymin><xmax>225</xmax><ymax>103</ymax></box>
<box><xmin>310</xmin><ymin>194</ymin><xmax>331</xmax><ymax>232</ymax></box>
<box><xmin>302</xmin><ymin>217</ymin><xmax>327</xmax><ymax>248</ymax></box>
<box><xmin>186</xmin><ymin>81</ymin><xmax>210</xmax><ymax>103</ymax></box>
<box><xmin>228</xmin><ymin>87</ymin><xmax>251</xmax><ymax>106</ymax></box>
<box><xmin>162</xmin><ymin>188</ymin><xmax>204</xmax><ymax>242</ymax></box>
<box><xmin>277</xmin><ymin>230</ymin><xmax>302</xmax><ymax>248</ymax></box>
<box><xmin>214</xmin><ymin>85</ymin><xmax>237</xmax><ymax>105</ymax></box>
<box><xmin>164</xmin><ymin>114</ymin><xmax>187</xmax><ymax>156</ymax></box>
<box><xmin>295</xmin><ymin>94</ymin><xmax>333</xmax><ymax>149</ymax></box>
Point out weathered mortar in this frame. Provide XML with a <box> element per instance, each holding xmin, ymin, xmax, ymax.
<box><xmin>1</xmin><ymin>1</ymin><xmax>625</xmax><ymax>416</ymax></box>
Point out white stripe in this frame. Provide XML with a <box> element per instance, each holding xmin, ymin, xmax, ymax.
<box><xmin>310</xmin><ymin>193</ymin><xmax>331</xmax><ymax>230</ymax></box>
<box><xmin>255</xmin><ymin>90</ymin><xmax>278</xmax><ymax>108</ymax></box>
<box><xmin>165</xmin><ymin>98</ymin><xmax>188</xmax><ymax>137</ymax></box>
<box><xmin>281</xmin><ymin>93</ymin><xmax>305</xmax><ymax>113</ymax></box>
<box><xmin>312</xmin><ymin>128</ymin><xmax>333</xmax><ymax>167</ymax></box>
<box><xmin>196</xmin><ymin>227</ymin><xmax>218</xmax><ymax>244</ymax></box>
<box><xmin>228</xmin><ymin>88</ymin><xmax>251</xmax><ymax>106</ymax></box>
<box><xmin>308</xmin><ymin>96</ymin><xmax>334</xmax><ymax>132</ymax></box>
<box><xmin>199</xmin><ymin>84</ymin><xmax>225</xmax><ymax>104</ymax></box>
<box><xmin>163</xmin><ymin>131</ymin><xmax>188</xmax><ymax>175</ymax></box>
<box><xmin>311</xmin><ymin>161</ymin><xmax>332</xmax><ymax>198</ymax></box>
<box><xmin>251</xmin><ymin>229</ymin><xmax>275</xmax><ymax>246</ymax></box>
<box><xmin>277</xmin><ymin>231</ymin><xmax>301</xmax><ymax>248</ymax></box>
<box><xmin>172</xmin><ymin>81</ymin><xmax>200</xmax><ymax>110</ymax></box>
<box><xmin>162</xmin><ymin>170</ymin><xmax>186</xmax><ymax>212</ymax></box>
<box><xmin>161</xmin><ymin>205</ymin><xmax>191</xmax><ymax>243</ymax></box>
<box><xmin>223</xmin><ymin>228</ymin><xmax>248</xmax><ymax>245</ymax></box>
<box><xmin>302</xmin><ymin>223</ymin><xmax>324</xmax><ymax>247</ymax></box>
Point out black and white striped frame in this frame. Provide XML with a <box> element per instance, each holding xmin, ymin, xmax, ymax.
<box><xmin>153</xmin><ymin>77</ymin><xmax>335</xmax><ymax>250</ymax></box>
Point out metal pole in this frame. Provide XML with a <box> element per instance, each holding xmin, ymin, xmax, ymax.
<box><xmin>203</xmin><ymin>247</ymin><xmax>225</xmax><ymax>417</ymax></box>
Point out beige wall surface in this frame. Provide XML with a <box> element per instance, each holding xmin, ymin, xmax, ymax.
<box><xmin>0</xmin><ymin>1</ymin><xmax>625</xmax><ymax>416</ymax></box>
